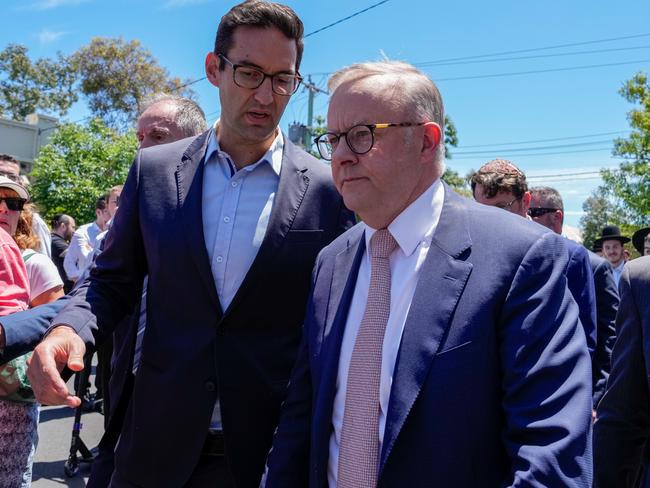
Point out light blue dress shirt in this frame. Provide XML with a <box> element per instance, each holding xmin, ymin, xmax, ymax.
<box><xmin>201</xmin><ymin>127</ymin><xmax>284</xmax><ymax>429</ymax></box>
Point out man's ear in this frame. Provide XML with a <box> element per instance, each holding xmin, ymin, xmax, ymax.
<box><xmin>205</xmin><ymin>52</ymin><xmax>221</xmax><ymax>88</ymax></box>
<box><xmin>421</xmin><ymin>122</ymin><xmax>442</xmax><ymax>158</ymax></box>
<box><xmin>522</xmin><ymin>191</ymin><xmax>532</xmax><ymax>212</ymax></box>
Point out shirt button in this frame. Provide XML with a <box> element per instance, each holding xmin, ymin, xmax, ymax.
<box><xmin>223</xmin><ymin>216</ymin><xmax>230</xmax><ymax>223</ymax></box>
<box><xmin>231</xmin><ymin>181</ymin><xmax>238</xmax><ymax>187</ymax></box>
<box><xmin>205</xmin><ymin>381</ymin><xmax>216</xmax><ymax>392</ymax></box>
<box><xmin>216</xmin><ymin>256</ymin><xmax>223</xmax><ymax>263</ymax></box>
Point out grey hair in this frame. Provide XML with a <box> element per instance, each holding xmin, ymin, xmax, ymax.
<box><xmin>529</xmin><ymin>186</ymin><xmax>564</xmax><ymax>211</ymax></box>
<box><xmin>328</xmin><ymin>60</ymin><xmax>445</xmax><ymax>167</ymax></box>
<box><xmin>139</xmin><ymin>93</ymin><xmax>208</xmax><ymax>137</ymax></box>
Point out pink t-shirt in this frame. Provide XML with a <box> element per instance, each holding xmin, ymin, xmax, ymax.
<box><xmin>0</xmin><ymin>227</ymin><xmax>29</xmax><ymax>317</ymax></box>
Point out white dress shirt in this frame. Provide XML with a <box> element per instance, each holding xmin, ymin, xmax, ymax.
<box><xmin>201</xmin><ymin>127</ymin><xmax>284</xmax><ymax>429</ymax></box>
<box><xmin>612</xmin><ymin>260</ymin><xmax>625</xmax><ymax>288</ymax></box>
<box><xmin>63</xmin><ymin>221</ymin><xmax>103</xmax><ymax>281</ymax></box>
<box><xmin>327</xmin><ymin>179</ymin><xmax>444</xmax><ymax>486</ymax></box>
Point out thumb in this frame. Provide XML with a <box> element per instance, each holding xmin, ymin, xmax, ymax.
<box><xmin>67</xmin><ymin>336</ymin><xmax>86</xmax><ymax>372</ymax></box>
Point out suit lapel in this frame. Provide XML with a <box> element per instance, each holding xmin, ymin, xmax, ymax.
<box><xmin>176</xmin><ymin>131</ymin><xmax>222</xmax><ymax>314</ymax></box>
<box><xmin>379</xmin><ymin>186</ymin><xmax>473</xmax><ymax>471</ymax></box>
<box><xmin>221</xmin><ymin>139</ymin><xmax>309</xmax><ymax>319</ymax></box>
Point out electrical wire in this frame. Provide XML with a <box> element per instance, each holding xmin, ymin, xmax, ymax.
<box><xmin>457</xmin><ymin>130</ymin><xmax>628</xmax><ymax>148</ymax></box>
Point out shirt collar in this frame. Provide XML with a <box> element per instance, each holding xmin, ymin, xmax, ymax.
<box><xmin>204</xmin><ymin>122</ymin><xmax>284</xmax><ymax>176</ymax></box>
<box><xmin>364</xmin><ymin>179</ymin><xmax>444</xmax><ymax>258</ymax></box>
<box><xmin>613</xmin><ymin>260</ymin><xmax>626</xmax><ymax>272</ymax></box>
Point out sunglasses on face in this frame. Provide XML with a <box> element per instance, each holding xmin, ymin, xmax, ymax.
<box><xmin>527</xmin><ymin>207</ymin><xmax>559</xmax><ymax>218</ymax></box>
<box><xmin>0</xmin><ymin>197</ymin><xmax>26</xmax><ymax>211</ymax></box>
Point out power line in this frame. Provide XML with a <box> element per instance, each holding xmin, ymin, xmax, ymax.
<box><xmin>305</xmin><ymin>0</ymin><xmax>390</xmax><ymax>38</ymax></box>
<box><xmin>457</xmin><ymin>130</ymin><xmax>628</xmax><ymax>149</ymax></box>
<box><xmin>454</xmin><ymin>139</ymin><xmax>615</xmax><ymax>155</ymax></box>
<box><xmin>415</xmin><ymin>45</ymin><xmax>650</xmax><ymax>68</ymax></box>
<box><xmin>414</xmin><ymin>32</ymin><xmax>650</xmax><ymax>65</ymax></box>
<box><xmin>451</xmin><ymin>146</ymin><xmax>613</xmax><ymax>159</ymax></box>
<box><xmin>434</xmin><ymin>59</ymin><xmax>650</xmax><ymax>82</ymax></box>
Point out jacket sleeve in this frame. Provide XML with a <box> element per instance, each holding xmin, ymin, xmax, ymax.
<box><xmin>50</xmin><ymin>154</ymin><xmax>147</xmax><ymax>348</ymax></box>
<box><xmin>500</xmin><ymin>232</ymin><xmax>593</xmax><ymax>487</ymax></box>
<box><xmin>594</xmin><ymin>264</ymin><xmax>650</xmax><ymax>487</ymax></box>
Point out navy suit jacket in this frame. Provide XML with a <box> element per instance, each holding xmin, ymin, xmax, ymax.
<box><xmin>265</xmin><ymin>187</ymin><xmax>592</xmax><ymax>487</ymax></box>
<box><xmin>588</xmin><ymin>252</ymin><xmax>619</xmax><ymax>406</ymax></box>
<box><xmin>595</xmin><ymin>256</ymin><xmax>650</xmax><ymax>487</ymax></box>
<box><xmin>564</xmin><ymin>238</ymin><xmax>597</xmax><ymax>357</ymax></box>
<box><xmin>50</xmin><ymin>131</ymin><xmax>354</xmax><ymax>488</ymax></box>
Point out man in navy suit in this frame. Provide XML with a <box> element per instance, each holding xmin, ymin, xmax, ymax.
<box><xmin>595</xmin><ymin>256</ymin><xmax>650</xmax><ymax>487</ymax></box>
<box><xmin>24</xmin><ymin>2</ymin><xmax>353</xmax><ymax>487</ymax></box>
<box><xmin>472</xmin><ymin>162</ymin><xmax>598</xmax><ymax>361</ymax></box>
<box><xmin>528</xmin><ymin>186</ymin><xmax>618</xmax><ymax>409</ymax></box>
<box><xmin>264</xmin><ymin>60</ymin><xmax>592</xmax><ymax>487</ymax></box>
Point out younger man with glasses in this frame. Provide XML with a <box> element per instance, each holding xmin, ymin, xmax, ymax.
<box><xmin>530</xmin><ymin>186</ymin><xmax>618</xmax><ymax>411</ymax></box>
<box><xmin>25</xmin><ymin>1</ymin><xmax>353</xmax><ymax>486</ymax></box>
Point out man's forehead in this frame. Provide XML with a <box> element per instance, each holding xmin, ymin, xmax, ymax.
<box><xmin>0</xmin><ymin>160</ymin><xmax>19</xmax><ymax>174</ymax></box>
<box><xmin>328</xmin><ymin>80</ymin><xmax>403</xmax><ymax>129</ymax></box>
<box><xmin>229</xmin><ymin>26</ymin><xmax>297</xmax><ymax>72</ymax></box>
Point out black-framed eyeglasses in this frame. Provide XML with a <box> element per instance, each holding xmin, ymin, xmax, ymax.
<box><xmin>0</xmin><ymin>197</ymin><xmax>26</xmax><ymax>211</ymax></box>
<box><xmin>313</xmin><ymin>122</ymin><xmax>427</xmax><ymax>161</ymax></box>
<box><xmin>218</xmin><ymin>54</ymin><xmax>302</xmax><ymax>96</ymax></box>
<box><xmin>495</xmin><ymin>197</ymin><xmax>520</xmax><ymax>210</ymax></box>
<box><xmin>528</xmin><ymin>207</ymin><xmax>559</xmax><ymax>218</ymax></box>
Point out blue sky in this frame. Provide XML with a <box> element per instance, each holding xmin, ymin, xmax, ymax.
<box><xmin>3</xmin><ymin>0</ymin><xmax>650</xmax><ymax>228</ymax></box>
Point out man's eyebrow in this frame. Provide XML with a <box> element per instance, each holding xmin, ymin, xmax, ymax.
<box><xmin>233</xmin><ymin>59</ymin><xmax>296</xmax><ymax>74</ymax></box>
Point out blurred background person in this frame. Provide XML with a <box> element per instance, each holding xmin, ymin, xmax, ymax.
<box><xmin>50</xmin><ymin>214</ymin><xmax>76</xmax><ymax>293</ymax></box>
<box><xmin>632</xmin><ymin>227</ymin><xmax>650</xmax><ymax>257</ymax></box>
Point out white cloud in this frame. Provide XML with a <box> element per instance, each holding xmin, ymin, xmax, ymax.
<box><xmin>24</xmin><ymin>0</ymin><xmax>89</xmax><ymax>10</ymax></box>
<box><xmin>163</xmin><ymin>0</ymin><xmax>210</xmax><ymax>7</ymax></box>
<box><xmin>38</xmin><ymin>29</ymin><xmax>67</xmax><ymax>44</ymax></box>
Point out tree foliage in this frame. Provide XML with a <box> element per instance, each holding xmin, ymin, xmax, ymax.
<box><xmin>600</xmin><ymin>71</ymin><xmax>650</xmax><ymax>221</ymax></box>
<box><xmin>0</xmin><ymin>44</ymin><xmax>77</xmax><ymax>120</ymax></box>
<box><xmin>72</xmin><ymin>37</ymin><xmax>194</xmax><ymax>130</ymax></box>
<box><xmin>30</xmin><ymin>119</ymin><xmax>138</xmax><ymax>224</ymax></box>
<box><xmin>0</xmin><ymin>38</ymin><xmax>193</xmax><ymax>129</ymax></box>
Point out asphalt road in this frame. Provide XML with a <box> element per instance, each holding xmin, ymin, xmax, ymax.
<box><xmin>32</xmin><ymin>365</ymin><xmax>105</xmax><ymax>487</ymax></box>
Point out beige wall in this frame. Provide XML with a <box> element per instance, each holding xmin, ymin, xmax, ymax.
<box><xmin>0</xmin><ymin>113</ymin><xmax>58</xmax><ymax>173</ymax></box>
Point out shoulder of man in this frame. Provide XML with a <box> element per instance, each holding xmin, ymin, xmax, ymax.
<box><xmin>138</xmin><ymin>131</ymin><xmax>210</xmax><ymax>166</ymax></box>
<box><xmin>281</xmin><ymin>135</ymin><xmax>334</xmax><ymax>182</ymax></box>
<box><xmin>624</xmin><ymin>255</ymin><xmax>650</xmax><ymax>285</ymax></box>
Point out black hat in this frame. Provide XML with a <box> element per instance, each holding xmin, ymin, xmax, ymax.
<box><xmin>632</xmin><ymin>227</ymin><xmax>650</xmax><ymax>255</ymax></box>
<box><xmin>594</xmin><ymin>225</ymin><xmax>631</xmax><ymax>247</ymax></box>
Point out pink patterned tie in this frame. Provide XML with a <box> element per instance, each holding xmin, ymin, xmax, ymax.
<box><xmin>337</xmin><ymin>229</ymin><xmax>397</xmax><ymax>488</ymax></box>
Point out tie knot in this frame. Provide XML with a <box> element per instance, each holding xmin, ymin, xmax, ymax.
<box><xmin>370</xmin><ymin>229</ymin><xmax>397</xmax><ymax>259</ymax></box>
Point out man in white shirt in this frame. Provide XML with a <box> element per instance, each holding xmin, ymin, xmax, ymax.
<box><xmin>63</xmin><ymin>195</ymin><xmax>110</xmax><ymax>282</ymax></box>
<box><xmin>595</xmin><ymin>225</ymin><xmax>630</xmax><ymax>287</ymax></box>
<box><xmin>265</xmin><ymin>60</ymin><xmax>592</xmax><ymax>487</ymax></box>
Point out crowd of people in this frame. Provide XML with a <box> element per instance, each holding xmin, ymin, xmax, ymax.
<box><xmin>0</xmin><ymin>1</ymin><xmax>649</xmax><ymax>487</ymax></box>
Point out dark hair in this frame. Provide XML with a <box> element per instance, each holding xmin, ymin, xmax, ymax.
<box><xmin>529</xmin><ymin>186</ymin><xmax>564</xmax><ymax>211</ymax></box>
<box><xmin>0</xmin><ymin>154</ymin><xmax>20</xmax><ymax>167</ymax></box>
<box><xmin>214</xmin><ymin>0</ymin><xmax>304</xmax><ymax>71</ymax></box>
<box><xmin>470</xmin><ymin>159</ymin><xmax>528</xmax><ymax>199</ymax></box>
<box><xmin>52</xmin><ymin>213</ymin><xmax>72</xmax><ymax>228</ymax></box>
<box><xmin>95</xmin><ymin>195</ymin><xmax>108</xmax><ymax>211</ymax></box>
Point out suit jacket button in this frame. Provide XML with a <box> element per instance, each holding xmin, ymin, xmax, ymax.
<box><xmin>205</xmin><ymin>381</ymin><xmax>216</xmax><ymax>392</ymax></box>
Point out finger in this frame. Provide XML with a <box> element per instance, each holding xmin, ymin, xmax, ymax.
<box><xmin>67</xmin><ymin>336</ymin><xmax>86</xmax><ymax>372</ymax></box>
<box><xmin>27</xmin><ymin>345</ymin><xmax>74</xmax><ymax>406</ymax></box>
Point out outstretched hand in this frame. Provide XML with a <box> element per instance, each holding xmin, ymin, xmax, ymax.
<box><xmin>27</xmin><ymin>325</ymin><xmax>86</xmax><ymax>408</ymax></box>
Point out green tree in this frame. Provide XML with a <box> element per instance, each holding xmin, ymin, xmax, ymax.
<box><xmin>72</xmin><ymin>37</ymin><xmax>195</xmax><ymax>130</ymax></box>
<box><xmin>599</xmin><ymin>71</ymin><xmax>650</xmax><ymax>222</ymax></box>
<box><xmin>0</xmin><ymin>44</ymin><xmax>77</xmax><ymax>120</ymax></box>
<box><xmin>30</xmin><ymin>119</ymin><xmax>138</xmax><ymax>224</ymax></box>
<box><xmin>579</xmin><ymin>187</ymin><xmax>621</xmax><ymax>250</ymax></box>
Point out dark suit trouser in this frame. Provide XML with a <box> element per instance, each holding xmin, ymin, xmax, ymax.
<box><xmin>107</xmin><ymin>455</ymin><xmax>236</xmax><ymax>487</ymax></box>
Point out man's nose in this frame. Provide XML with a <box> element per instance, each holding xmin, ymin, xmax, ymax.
<box><xmin>0</xmin><ymin>200</ymin><xmax>8</xmax><ymax>212</ymax></box>
<box><xmin>253</xmin><ymin>77</ymin><xmax>274</xmax><ymax>105</ymax></box>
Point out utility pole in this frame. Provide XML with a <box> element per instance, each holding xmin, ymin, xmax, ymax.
<box><xmin>302</xmin><ymin>76</ymin><xmax>328</xmax><ymax>148</ymax></box>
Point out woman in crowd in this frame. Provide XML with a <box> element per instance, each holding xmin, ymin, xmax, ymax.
<box><xmin>0</xmin><ymin>175</ymin><xmax>63</xmax><ymax>486</ymax></box>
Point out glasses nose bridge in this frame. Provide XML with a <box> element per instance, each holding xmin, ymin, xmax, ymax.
<box><xmin>0</xmin><ymin>199</ymin><xmax>9</xmax><ymax>212</ymax></box>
